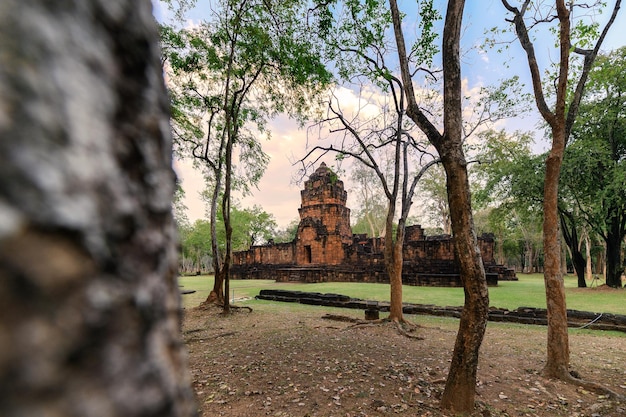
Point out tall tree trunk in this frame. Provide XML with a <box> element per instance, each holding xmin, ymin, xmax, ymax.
<box><xmin>584</xmin><ymin>233</ymin><xmax>593</xmax><ymax>281</ymax></box>
<box><xmin>0</xmin><ymin>1</ymin><xmax>196</xmax><ymax>416</ymax></box>
<box><xmin>524</xmin><ymin>242</ymin><xmax>533</xmax><ymax>273</ymax></box>
<box><xmin>439</xmin><ymin>156</ymin><xmax>490</xmax><ymax>413</ymax></box>
<box><xmin>222</xmin><ymin>129</ymin><xmax>234</xmax><ymax>314</ymax></box>
<box><xmin>439</xmin><ymin>0</ymin><xmax>489</xmax><ymax>412</ymax></box>
<box><xmin>390</xmin><ymin>0</ymin><xmax>488</xmax><ymax>412</ymax></box>
<box><xmin>560</xmin><ymin>211</ymin><xmax>586</xmax><ymax>287</ymax></box>
<box><xmin>503</xmin><ymin>0</ymin><xmax>621</xmax><ymax>384</ymax></box>
<box><xmin>206</xmin><ymin>176</ymin><xmax>225</xmax><ymax>304</ymax></box>
<box><xmin>561</xmin><ymin>240</ymin><xmax>568</xmax><ymax>275</ymax></box>
<box><xmin>542</xmin><ymin>127</ymin><xmax>570</xmax><ymax>378</ymax></box>
<box><xmin>605</xmin><ymin>212</ymin><xmax>624</xmax><ymax>287</ymax></box>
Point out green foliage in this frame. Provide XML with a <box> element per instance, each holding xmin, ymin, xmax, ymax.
<box><xmin>474</xmin><ymin>130</ymin><xmax>545</xmax><ymax>270</ymax></box>
<box><xmin>212</xmin><ymin>200</ymin><xmax>278</xmax><ymax>251</ymax></box>
<box><xmin>419</xmin><ymin>165</ymin><xmax>450</xmax><ymax>234</ymax></box>
<box><xmin>411</xmin><ymin>0</ymin><xmax>441</xmax><ymax>67</ymax></box>
<box><xmin>310</xmin><ymin>0</ymin><xmax>395</xmax><ymax>87</ymax></box>
<box><xmin>562</xmin><ymin>47</ymin><xmax>626</xmax><ymax>284</ymax></box>
<box><xmin>350</xmin><ymin>166</ymin><xmax>387</xmax><ymax>237</ymax></box>
<box><xmin>161</xmin><ymin>0</ymin><xmax>333</xmax><ymax>291</ymax></box>
<box><xmin>179</xmin><ymin>202</ymin><xmax>277</xmax><ymax>265</ymax></box>
<box><xmin>474</xmin><ymin>129</ymin><xmax>542</xmax><ymax>208</ymax></box>
<box><xmin>173</xmin><ymin>181</ymin><xmax>190</xmax><ymax>228</ymax></box>
<box><xmin>272</xmin><ymin>219</ymin><xmax>300</xmax><ymax>243</ymax></box>
<box><xmin>180</xmin><ymin>219</ymin><xmax>213</xmax><ymax>273</ymax></box>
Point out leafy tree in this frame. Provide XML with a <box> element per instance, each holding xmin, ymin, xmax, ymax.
<box><xmin>161</xmin><ymin>0</ymin><xmax>331</xmax><ymax>312</ymax></box>
<box><xmin>180</xmin><ymin>219</ymin><xmax>213</xmax><ymax>274</ymax></box>
<box><xmin>306</xmin><ymin>0</ymin><xmax>520</xmax><ymax>411</ymax></box>
<box><xmin>563</xmin><ymin>47</ymin><xmax>626</xmax><ymax>288</ymax></box>
<box><xmin>474</xmin><ymin>129</ymin><xmax>546</xmax><ymax>273</ymax></box>
<box><xmin>500</xmin><ymin>0</ymin><xmax>622</xmax><ymax>386</ymax></box>
<box><xmin>390</xmin><ymin>1</ymin><xmax>486</xmax><ymax>410</ymax></box>
<box><xmin>272</xmin><ymin>219</ymin><xmax>300</xmax><ymax>243</ymax></box>
<box><xmin>173</xmin><ymin>181</ymin><xmax>191</xmax><ymax>229</ymax></box>
<box><xmin>390</xmin><ymin>0</ymin><xmax>530</xmax><ymax>411</ymax></box>
<box><xmin>221</xmin><ymin>204</ymin><xmax>278</xmax><ymax>251</ymax></box>
<box><xmin>179</xmin><ymin>203</ymin><xmax>276</xmax><ymax>274</ymax></box>
<box><xmin>304</xmin><ymin>0</ymin><xmax>442</xmax><ymax>325</ymax></box>
<box><xmin>350</xmin><ymin>165</ymin><xmax>387</xmax><ymax>237</ymax></box>
<box><xmin>420</xmin><ymin>165</ymin><xmax>451</xmax><ymax>235</ymax></box>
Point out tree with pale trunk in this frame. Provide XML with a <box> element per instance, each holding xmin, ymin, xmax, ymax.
<box><xmin>0</xmin><ymin>0</ymin><xmax>195</xmax><ymax>415</ymax></box>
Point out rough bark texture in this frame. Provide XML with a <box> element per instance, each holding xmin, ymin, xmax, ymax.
<box><xmin>437</xmin><ymin>3</ymin><xmax>489</xmax><ymax>413</ymax></box>
<box><xmin>541</xmin><ymin>0</ymin><xmax>572</xmax><ymax>379</ymax></box>
<box><xmin>501</xmin><ymin>0</ymin><xmax>571</xmax><ymax>380</ymax></box>
<box><xmin>543</xmin><ymin>131</ymin><xmax>570</xmax><ymax>378</ymax></box>
<box><xmin>0</xmin><ymin>1</ymin><xmax>196</xmax><ymax>416</ymax></box>
<box><xmin>386</xmin><ymin>226</ymin><xmax>405</xmax><ymax>322</ymax></box>
<box><xmin>390</xmin><ymin>0</ymin><xmax>489</xmax><ymax>413</ymax></box>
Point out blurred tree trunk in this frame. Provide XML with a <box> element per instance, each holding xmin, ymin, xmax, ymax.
<box><xmin>0</xmin><ymin>1</ymin><xmax>196</xmax><ymax>416</ymax></box>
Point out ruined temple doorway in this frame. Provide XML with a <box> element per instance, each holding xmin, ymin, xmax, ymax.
<box><xmin>305</xmin><ymin>245</ymin><xmax>312</xmax><ymax>264</ymax></box>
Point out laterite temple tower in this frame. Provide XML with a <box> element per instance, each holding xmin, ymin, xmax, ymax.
<box><xmin>296</xmin><ymin>162</ymin><xmax>353</xmax><ymax>265</ymax></box>
<box><xmin>231</xmin><ymin>163</ymin><xmax>516</xmax><ymax>286</ymax></box>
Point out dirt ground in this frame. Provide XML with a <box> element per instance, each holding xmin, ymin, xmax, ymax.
<box><xmin>182</xmin><ymin>302</ymin><xmax>626</xmax><ymax>417</ymax></box>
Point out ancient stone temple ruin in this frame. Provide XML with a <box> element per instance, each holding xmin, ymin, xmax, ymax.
<box><xmin>231</xmin><ymin>162</ymin><xmax>516</xmax><ymax>286</ymax></box>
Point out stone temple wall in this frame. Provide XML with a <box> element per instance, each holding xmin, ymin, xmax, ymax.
<box><xmin>231</xmin><ymin>163</ymin><xmax>516</xmax><ymax>287</ymax></box>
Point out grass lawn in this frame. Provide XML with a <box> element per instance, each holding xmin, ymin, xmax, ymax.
<box><xmin>178</xmin><ymin>273</ymin><xmax>626</xmax><ymax>315</ymax></box>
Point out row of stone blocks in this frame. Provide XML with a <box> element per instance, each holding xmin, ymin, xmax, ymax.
<box><xmin>256</xmin><ymin>290</ymin><xmax>626</xmax><ymax>332</ymax></box>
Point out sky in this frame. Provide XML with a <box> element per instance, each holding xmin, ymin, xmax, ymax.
<box><xmin>155</xmin><ymin>0</ymin><xmax>626</xmax><ymax>229</ymax></box>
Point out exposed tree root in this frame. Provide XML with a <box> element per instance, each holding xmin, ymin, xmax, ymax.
<box><xmin>321</xmin><ymin>314</ymin><xmax>423</xmax><ymax>339</ymax></box>
<box><xmin>394</xmin><ymin>320</ymin><xmax>423</xmax><ymax>339</ymax></box>
<box><xmin>546</xmin><ymin>366</ymin><xmax>625</xmax><ymax>401</ymax></box>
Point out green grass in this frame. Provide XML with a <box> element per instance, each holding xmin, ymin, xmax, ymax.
<box><xmin>178</xmin><ymin>273</ymin><xmax>626</xmax><ymax>315</ymax></box>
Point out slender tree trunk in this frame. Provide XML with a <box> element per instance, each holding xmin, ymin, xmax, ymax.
<box><xmin>222</xmin><ymin>129</ymin><xmax>234</xmax><ymax>314</ymax></box>
<box><xmin>560</xmin><ymin>212</ymin><xmax>586</xmax><ymax>287</ymax></box>
<box><xmin>0</xmin><ymin>1</ymin><xmax>196</xmax><ymax>415</ymax></box>
<box><xmin>584</xmin><ymin>233</ymin><xmax>593</xmax><ymax>281</ymax></box>
<box><xmin>524</xmin><ymin>242</ymin><xmax>532</xmax><ymax>273</ymax></box>
<box><xmin>542</xmin><ymin>127</ymin><xmax>570</xmax><ymax>378</ymax></box>
<box><xmin>605</xmin><ymin>214</ymin><xmax>624</xmax><ymax>287</ymax></box>
<box><xmin>390</xmin><ymin>0</ymin><xmax>488</xmax><ymax>411</ymax></box>
<box><xmin>572</xmin><ymin>249</ymin><xmax>587</xmax><ymax>287</ymax></box>
<box><xmin>206</xmin><ymin>177</ymin><xmax>225</xmax><ymax>304</ymax></box>
<box><xmin>384</xmin><ymin>202</ymin><xmax>404</xmax><ymax>322</ymax></box>
<box><xmin>562</xmin><ymin>240</ymin><xmax>568</xmax><ymax>275</ymax></box>
<box><xmin>439</xmin><ymin>155</ymin><xmax>489</xmax><ymax>413</ymax></box>
<box><xmin>497</xmin><ymin>232</ymin><xmax>505</xmax><ymax>265</ymax></box>
<box><xmin>439</xmin><ymin>0</ymin><xmax>489</xmax><ymax>412</ymax></box>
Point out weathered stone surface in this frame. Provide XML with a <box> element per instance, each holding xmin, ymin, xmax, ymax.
<box><xmin>233</xmin><ymin>164</ymin><xmax>515</xmax><ymax>286</ymax></box>
<box><xmin>257</xmin><ymin>290</ymin><xmax>626</xmax><ymax>332</ymax></box>
<box><xmin>0</xmin><ymin>2</ymin><xmax>195</xmax><ymax>416</ymax></box>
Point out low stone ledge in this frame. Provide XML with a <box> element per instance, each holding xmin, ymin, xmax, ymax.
<box><xmin>256</xmin><ymin>290</ymin><xmax>626</xmax><ymax>332</ymax></box>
